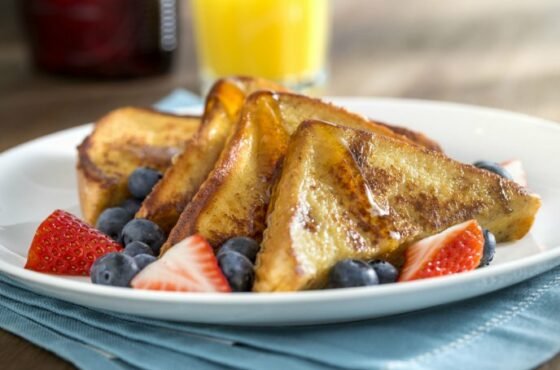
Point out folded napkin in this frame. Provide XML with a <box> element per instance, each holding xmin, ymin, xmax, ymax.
<box><xmin>0</xmin><ymin>91</ymin><xmax>558</xmax><ymax>370</ymax></box>
<box><xmin>1</xmin><ymin>268</ymin><xmax>559</xmax><ymax>370</ymax></box>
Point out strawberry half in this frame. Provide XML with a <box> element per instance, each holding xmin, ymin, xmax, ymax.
<box><xmin>399</xmin><ymin>220</ymin><xmax>484</xmax><ymax>282</ymax></box>
<box><xmin>131</xmin><ymin>235</ymin><xmax>231</xmax><ymax>293</ymax></box>
<box><xmin>25</xmin><ymin>209</ymin><xmax>122</xmax><ymax>275</ymax></box>
<box><xmin>501</xmin><ymin>159</ymin><xmax>528</xmax><ymax>187</ymax></box>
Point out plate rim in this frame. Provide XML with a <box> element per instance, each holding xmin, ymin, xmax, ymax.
<box><xmin>0</xmin><ymin>96</ymin><xmax>558</xmax><ymax>305</ymax></box>
<box><xmin>1</xmin><ymin>240</ymin><xmax>559</xmax><ymax>304</ymax></box>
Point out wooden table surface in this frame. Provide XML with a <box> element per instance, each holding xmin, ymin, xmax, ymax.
<box><xmin>1</xmin><ymin>0</ymin><xmax>559</xmax><ymax>369</ymax></box>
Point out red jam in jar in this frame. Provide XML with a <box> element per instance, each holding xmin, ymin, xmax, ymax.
<box><xmin>20</xmin><ymin>0</ymin><xmax>178</xmax><ymax>78</ymax></box>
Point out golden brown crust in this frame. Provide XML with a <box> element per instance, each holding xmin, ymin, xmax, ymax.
<box><xmin>253</xmin><ymin>120</ymin><xmax>541</xmax><ymax>291</ymax></box>
<box><xmin>161</xmin><ymin>100</ymin><xmax>266</xmax><ymax>254</ymax></box>
<box><xmin>77</xmin><ymin>135</ymin><xmax>112</xmax><ymax>185</ymax></box>
<box><xmin>377</xmin><ymin>122</ymin><xmax>443</xmax><ymax>152</ymax></box>
<box><xmin>76</xmin><ymin>107</ymin><xmax>200</xmax><ymax>224</ymax></box>
<box><xmin>163</xmin><ymin>91</ymin><xmax>443</xmax><ymax>252</ymax></box>
<box><xmin>137</xmin><ymin>98</ymin><xmax>234</xmax><ymax>232</ymax></box>
<box><xmin>274</xmin><ymin>91</ymin><xmax>415</xmax><ymax>144</ymax></box>
<box><xmin>137</xmin><ymin>77</ymin><xmax>290</xmax><ymax>233</ymax></box>
<box><xmin>272</xmin><ymin>91</ymin><xmax>443</xmax><ymax>151</ymax></box>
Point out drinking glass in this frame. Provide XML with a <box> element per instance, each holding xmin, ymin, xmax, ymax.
<box><xmin>191</xmin><ymin>0</ymin><xmax>330</xmax><ymax>92</ymax></box>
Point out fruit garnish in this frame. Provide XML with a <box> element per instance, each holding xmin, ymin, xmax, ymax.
<box><xmin>399</xmin><ymin>219</ymin><xmax>484</xmax><ymax>282</ymax></box>
<box><xmin>133</xmin><ymin>254</ymin><xmax>157</xmax><ymax>270</ymax></box>
<box><xmin>327</xmin><ymin>259</ymin><xmax>379</xmax><ymax>289</ymax></box>
<box><xmin>473</xmin><ymin>160</ymin><xmax>513</xmax><ymax>180</ymax></box>
<box><xmin>218</xmin><ymin>250</ymin><xmax>255</xmax><ymax>292</ymax></box>
<box><xmin>123</xmin><ymin>241</ymin><xmax>154</xmax><ymax>257</ymax></box>
<box><xmin>25</xmin><ymin>209</ymin><xmax>122</xmax><ymax>275</ymax></box>
<box><xmin>128</xmin><ymin>167</ymin><xmax>163</xmax><ymax>199</ymax></box>
<box><xmin>368</xmin><ymin>260</ymin><xmax>398</xmax><ymax>284</ymax></box>
<box><xmin>218</xmin><ymin>236</ymin><xmax>260</xmax><ymax>264</ymax></box>
<box><xmin>90</xmin><ymin>252</ymin><xmax>139</xmax><ymax>287</ymax></box>
<box><xmin>95</xmin><ymin>207</ymin><xmax>132</xmax><ymax>241</ymax></box>
<box><xmin>121</xmin><ymin>219</ymin><xmax>166</xmax><ymax>255</ymax></box>
<box><xmin>131</xmin><ymin>235</ymin><xmax>231</xmax><ymax>292</ymax></box>
<box><xmin>479</xmin><ymin>229</ymin><xmax>496</xmax><ymax>267</ymax></box>
<box><xmin>500</xmin><ymin>159</ymin><xmax>528</xmax><ymax>187</ymax></box>
<box><xmin>120</xmin><ymin>198</ymin><xmax>142</xmax><ymax>216</ymax></box>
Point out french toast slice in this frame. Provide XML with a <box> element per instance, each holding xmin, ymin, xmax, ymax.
<box><xmin>253</xmin><ymin>121</ymin><xmax>541</xmax><ymax>292</ymax></box>
<box><xmin>77</xmin><ymin>107</ymin><xmax>200</xmax><ymax>225</ymax></box>
<box><xmin>162</xmin><ymin>91</ymin><xmax>438</xmax><ymax>252</ymax></box>
<box><xmin>377</xmin><ymin>122</ymin><xmax>441</xmax><ymax>152</ymax></box>
<box><xmin>137</xmin><ymin>76</ymin><xmax>289</xmax><ymax>232</ymax></box>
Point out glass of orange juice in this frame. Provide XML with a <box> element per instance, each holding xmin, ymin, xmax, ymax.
<box><xmin>190</xmin><ymin>0</ymin><xmax>330</xmax><ymax>92</ymax></box>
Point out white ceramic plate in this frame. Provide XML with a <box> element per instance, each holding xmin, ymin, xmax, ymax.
<box><xmin>0</xmin><ymin>98</ymin><xmax>558</xmax><ymax>326</ymax></box>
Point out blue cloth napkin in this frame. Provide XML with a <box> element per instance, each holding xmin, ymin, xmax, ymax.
<box><xmin>1</xmin><ymin>268</ymin><xmax>559</xmax><ymax>370</ymax></box>
<box><xmin>0</xmin><ymin>91</ymin><xmax>559</xmax><ymax>370</ymax></box>
<box><xmin>154</xmin><ymin>89</ymin><xmax>202</xmax><ymax>112</ymax></box>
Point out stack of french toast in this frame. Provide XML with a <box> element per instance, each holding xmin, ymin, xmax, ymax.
<box><xmin>76</xmin><ymin>76</ymin><xmax>541</xmax><ymax>292</ymax></box>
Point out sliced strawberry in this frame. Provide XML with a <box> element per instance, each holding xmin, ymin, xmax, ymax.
<box><xmin>131</xmin><ymin>235</ymin><xmax>231</xmax><ymax>293</ymax></box>
<box><xmin>399</xmin><ymin>220</ymin><xmax>484</xmax><ymax>282</ymax></box>
<box><xmin>25</xmin><ymin>209</ymin><xmax>122</xmax><ymax>275</ymax></box>
<box><xmin>501</xmin><ymin>159</ymin><xmax>527</xmax><ymax>187</ymax></box>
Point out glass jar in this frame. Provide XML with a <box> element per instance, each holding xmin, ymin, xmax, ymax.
<box><xmin>20</xmin><ymin>0</ymin><xmax>178</xmax><ymax>78</ymax></box>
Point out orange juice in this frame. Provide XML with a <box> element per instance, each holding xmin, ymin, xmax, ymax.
<box><xmin>191</xmin><ymin>0</ymin><xmax>329</xmax><ymax>90</ymax></box>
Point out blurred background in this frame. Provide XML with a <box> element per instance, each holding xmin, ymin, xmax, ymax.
<box><xmin>1</xmin><ymin>0</ymin><xmax>560</xmax><ymax>152</ymax></box>
<box><xmin>1</xmin><ymin>2</ymin><xmax>560</xmax><ymax>369</ymax></box>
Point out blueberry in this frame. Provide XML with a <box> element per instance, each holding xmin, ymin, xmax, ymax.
<box><xmin>134</xmin><ymin>254</ymin><xmax>157</xmax><ymax>270</ymax></box>
<box><xmin>218</xmin><ymin>237</ymin><xmax>260</xmax><ymax>263</ymax></box>
<box><xmin>121</xmin><ymin>219</ymin><xmax>166</xmax><ymax>255</ymax></box>
<box><xmin>123</xmin><ymin>241</ymin><xmax>154</xmax><ymax>257</ymax></box>
<box><xmin>217</xmin><ymin>251</ymin><xmax>254</xmax><ymax>292</ymax></box>
<box><xmin>327</xmin><ymin>259</ymin><xmax>379</xmax><ymax>289</ymax></box>
<box><xmin>90</xmin><ymin>253</ymin><xmax>139</xmax><ymax>287</ymax></box>
<box><xmin>480</xmin><ymin>229</ymin><xmax>496</xmax><ymax>267</ymax></box>
<box><xmin>128</xmin><ymin>167</ymin><xmax>162</xmax><ymax>199</ymax></box>
<box><xmin>96</xmin><ymin>207</ymin><xmax>132</xmax><ymax>241</ymax></box>
<box><xmin>473</xmin><ymin>161</ymin><xmax>513</xmax><ymax>180</ymax></box>
<box><xmin>369</xmin><ymin>260</ymin><xmax>399</xmax><ymax>284</ymax></box>
<box><xmin>121</xmin><ymin>198</ymin><xmax>142</xmax><ymax>216</ymax></box>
